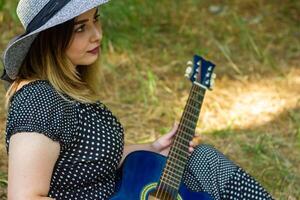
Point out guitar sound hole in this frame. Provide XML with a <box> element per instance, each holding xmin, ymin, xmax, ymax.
<box><xmin>148</xmin><ymin>190</ymin><xmax>175</xmax><ymax>200</ymax></box>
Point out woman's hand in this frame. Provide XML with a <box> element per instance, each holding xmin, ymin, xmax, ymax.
<box><xmin>151</xmin><ymin>122</ymin><xmax>201</xmax><ymax>157</ymax></box>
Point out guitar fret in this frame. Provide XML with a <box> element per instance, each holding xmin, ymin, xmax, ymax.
<box><xmin>166</xmin><ymin>166</ymin><xmax>186</xmax><ymax>180</ymax></box>
<box><xmin>181</xmin><ymin>117</ymin><xmax>197</xmax><ymax>127</ymax></box>
<box><xmin>191</xmin><ymin>91</ymin><xmax>204</xmax><ymax>100</ymax></box>
<box><xmin>161</xmin><ymin>171</ymin><xmax>180</xmax><ymax>185</ymax></box>
<box><xmin>167</xmin><ymin>156</ymin><xmax>188</xmax><ymax>171</ymax></box>
<box><xmin>184</xmin><ymin>111</ymin><xmax>199</xmax><ymax>119</ymax></box>
<box><xmin>191</xmin><ymin>96</ymin><xmax>204</xmax><ymax>102</ymax></box>
<box><xmin>190</xmin><ymin>97</ymin><xmax>204</xmax><ymax>105</ymax></box>
<box><xmin>189</xmin><ymin>93</ymin><xmax>203</xmax><ymax>102</ymax></box>
<box><xmin>168</xmin><ymin>154</ymin><xmax>187</xmax><ymax>165</ymax></box>
<box><xmin>179</xmin><ymin>124</ymin><xmax>195</xmax><ymax>133</ymax></box>
<box><xmin>191</xmin><ymin>88</ymin><xmax>205</xmax><ymax>97</ymax></box>
<box><xmin>185</xmin><ymin>104</ymin><xmax>200</xmax><ymax>113</ymax></box>
<box><xmin>163</xmin><ymin>168</ymin><xmax>183</xmax><ymax>180</ymax></box>
<box><xmin>165</xmin><ymin>163</ymin><xmax>185</xmax><ymax>174</ymax></box>
<box><xmin>162</xmin><ymin>173</ymin><xmax>181</xmax><ymax>184</ymax></box>
<box><xmin>161</xmin><ymin>175</ymin><xmax>180</xmax><ymax>188</ymax></box>
<box><xmin>177</xmin><ymin>135</ymin><xmax>192</xmax><ymax>143</ymax></box>
<box><xmin>169</xmin><ymin>151</ymin><xmax>186</xmax><ymax>162</ymax></box>
<box><xmin>165</xmin><ymin>157</ymin><xmax>186</xmax><ymax>171</ymax></box>
<box><xmin>168</xmin><ymin>154</ymin><xmax>185</xmax><ymax>165</ymax></box>
<box><xmin>168</xmin><ymin>155</ymin><xmax>188</xmax><ymax>170</ymax></box>
<box><xmin>173</xmin><ymin>140</ymin><xmax>189</xmax><ymax>150</ymax></box>
<box><xmin>159</xmin><ymin>180</ymin><xmax>178</xmax><ymax>192</ymax></box>
<box><xmin>173</xmin><ymin>147</ymin><xmax>190</xmax><ymax>156</ymax></box>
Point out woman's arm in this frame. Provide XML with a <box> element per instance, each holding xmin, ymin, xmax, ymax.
<box><xmin>7</xmin><ymin>132</ymin><xmax>60</xmax><ymax>200</ymax></box>
<box><xmin>117</xmin><ymin>123</ymin><xmax>198</xmax><ymax>169</ymax></box>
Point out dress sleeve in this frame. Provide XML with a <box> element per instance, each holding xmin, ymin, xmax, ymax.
<box><xmin>5</xmin><ymin>83</ymin><xmax>78</xmax><ymax>154</ymax></box>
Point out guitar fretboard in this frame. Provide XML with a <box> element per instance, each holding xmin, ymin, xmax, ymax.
<box><xmin>156</xmin><ymin>83</ymin><xmax>206</xmax><ymax>198</ymax></box>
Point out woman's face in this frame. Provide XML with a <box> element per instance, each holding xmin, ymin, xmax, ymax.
<box><xmin>66</xmin><ymin>8</ymin><xmax>102</xmax><ymax>67</ymax></box>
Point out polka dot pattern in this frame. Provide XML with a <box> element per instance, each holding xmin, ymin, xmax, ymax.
<box><xmin>181</xmin><ymin>144</ymin><xmax>274</xmax><ymax>200</ymax></box>
<box><xmin>222</xmin><ymin>168</ymin><xmax>274</xmax><ymax>200</ymax></box>
<box><xmin>5</xmin><ymin>80</ymin><xmax>124</xmax><ymax>199</ymax></box>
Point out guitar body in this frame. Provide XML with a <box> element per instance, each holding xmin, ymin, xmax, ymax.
<box><xmin>110</xmin><ymin>150</ymin><xmax>212</xmax><ymax>200</ymax></box>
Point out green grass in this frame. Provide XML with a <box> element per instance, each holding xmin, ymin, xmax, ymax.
<box><xmin>209</xmin><ymin>127</ymin><xmax>300</xmax><ymax>199</ymax></box>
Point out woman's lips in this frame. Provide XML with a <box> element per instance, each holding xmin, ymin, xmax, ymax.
<box><xmin>87</xmin><ymin>46</ymin><xmax>99</xmax><ymax>54</ymax></box>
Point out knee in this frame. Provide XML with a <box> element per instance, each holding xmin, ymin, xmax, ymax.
<box><xmin>186</xmin><ymin>144</ymin><xmax>219</xmax><ymax>169</ymax></box>
<box><xmin>190</xmin><ymin>144</ymin><xmax>218</xmax><ymax>161</ymax></box>
<box><xmin>186</xmin><ymin>143</ymin><xmax>237</xmax><ymax>174</ymax></box>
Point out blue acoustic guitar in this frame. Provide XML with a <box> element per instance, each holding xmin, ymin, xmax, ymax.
<box><xmin>110</xmin><ymin>55</ymin><xmax>216</xmax><ymax>200</ymax></box>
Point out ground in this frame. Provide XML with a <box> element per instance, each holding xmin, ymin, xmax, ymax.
<box><xmin>0</xmin><ymin>0</ymin><xmax>299</xmax><ymax>199</ymax></box>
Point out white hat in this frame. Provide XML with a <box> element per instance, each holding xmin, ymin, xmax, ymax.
<box><xmin>1</xmin><ymin>0</ymin><xmax>109</xmax><ymax>85</ymax></box>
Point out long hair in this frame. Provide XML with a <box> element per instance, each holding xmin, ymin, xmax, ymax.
<box><xmin>4</xmin><ymin>13</ymin><xmax>103</xmax><ymax>110</ymax></box>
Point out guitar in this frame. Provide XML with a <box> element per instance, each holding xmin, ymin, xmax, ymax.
<box><xmin>110</xmin><ymin>55</ymin><xmax>216</xmax><ymax>200</ymax></box>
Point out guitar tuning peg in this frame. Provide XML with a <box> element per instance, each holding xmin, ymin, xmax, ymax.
<box><xmin>210</xmin><ymin>79</ymin><xmax>215</xmax><ymax>88</ymax></box>
<box><xmin>187</xmin><ymin>61</ymin><xmax>193</xmax><ymax>66</ymax></box>
<box><xmin>197</xmin><ymin>61</ymin><xmax>200</xmax><ymax>66</ymax></box>
<box><xmin>185</xmin><ymin>66</ymin><xmax>192</xmax><ymax>78</ymax></box>
<box><xmin>210</xmin><ymin>73</ymin><xmax>216</xmax><ymax>88</ymax></box>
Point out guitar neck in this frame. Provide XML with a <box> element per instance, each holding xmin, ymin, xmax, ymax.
<box><xmin>158</xmin><ymin>83</ymin><xmax>206</xmax><ymax>194</ymax></box>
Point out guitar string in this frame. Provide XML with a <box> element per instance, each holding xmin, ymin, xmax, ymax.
<box><xmin>169</xmin><ymin>84</ymin><xmax>202</xmax><ymax>199</ymax></box>
<box><xmin>169</xmin><ymin>84</ymin><xmax>204</xmax><ymax>200</ymax></box>
<box><xmin>157</xmin><ymin>84</ymin><xmax>205</xmax><ymax>199</ymax></box>
<box><xmin>162</xmin><ymin>58</ymin><xmax>209</xmax><ymax>199</ymax></box>
<box><xmin>163</xmin><ymin>84</ymin><xmax>199</xmax><ymax>200</ymax></box>
<box><xmin>156</xmin><ymin>84</ymin><xmax>203</xmax><ymax>199</ymax></box>
<box><xmin>169</xmin><ymin>85</ymin><xmax>205</xmax><ymax>199</ymax></box>
<box><xmin>155</xmin><ymin>84</ymin><xmax>196</xmax><ymax>199</ymax></box>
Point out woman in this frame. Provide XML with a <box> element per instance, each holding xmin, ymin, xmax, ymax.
<box><xmin>1</xmin><ymin>0</ymin><xmax>274</xmax><ymax>199</ymax></box>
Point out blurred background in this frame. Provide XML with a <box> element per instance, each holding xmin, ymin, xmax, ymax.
<box><xmin>0</xmin><ymin>0</ymin><xmax>299</xmax><ymax>199</ymax></box>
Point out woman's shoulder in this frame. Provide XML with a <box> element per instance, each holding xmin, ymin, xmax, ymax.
<box><xmin>13</xmin><ymin>79</ymin><xmax>53</xmax><ymax>97</ymax></box>
<box><xmin>15</xmin><ymin>79</ymin><xmax>41</xmax><ymax>93</ymax></box>
<box><xmin>10</xmin><ymin>79</ymin><xmax>74</xmax><ymax>109</ymax></box>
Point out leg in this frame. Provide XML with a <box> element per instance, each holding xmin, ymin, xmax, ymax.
<box><xmin>182</xmin><ymin>144</ymin><xmax>274</xmax><ymax>200</ymax></box>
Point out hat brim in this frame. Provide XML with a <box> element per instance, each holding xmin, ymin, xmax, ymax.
<box><xmin>2</xmin><ymin>0</ymin><xmax>109</xmax><ymax>81</ymax></box>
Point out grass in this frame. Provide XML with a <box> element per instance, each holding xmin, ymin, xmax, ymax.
<box><xmin>0</xmin><ymin>0</ymin><xmax>300</xmax><ymax>199</ymax></box>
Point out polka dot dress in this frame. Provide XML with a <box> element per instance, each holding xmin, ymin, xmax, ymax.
<box><xmin>181</xmin><ymin>144</ymin><xmax>274</xmax><ymax>200</ymax></box>
<box><xmin>5</xmin><ymin>80</ymin><xmax>124</xmax><ymax>199</ymax></box>
<box><xmin>5</xmin><ymin>80</ymin><xmax>274</xmax><ymax>200</ymax></box>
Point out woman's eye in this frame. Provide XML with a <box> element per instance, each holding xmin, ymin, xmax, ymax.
<box><xmin>75</xmin><ymin>25</ymin><xmax>85</xmax><ymax>33</ymax></box>
<box><xmin>75</xmin><ymin>15</ymin><xmax>100</xmax><ymax>33</ymax></box>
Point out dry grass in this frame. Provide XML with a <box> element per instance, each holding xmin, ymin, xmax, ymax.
<box><xmin>0</xmin><ymin>0</ymin><xmax>299</xmax><ymax>199</ymax></box>
<box><xmin>96</xmin><ymin>51</ymin><xmax>300</xmax><ymax>199</ymax></box>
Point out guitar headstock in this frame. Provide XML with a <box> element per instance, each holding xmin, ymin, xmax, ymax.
<box><xmin>185</xmin><ymin>55</ymin><xmax>216</xmax><ymax>90</ymax></box>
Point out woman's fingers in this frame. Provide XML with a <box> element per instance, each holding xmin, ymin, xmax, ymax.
<box><xmin>189</xmin><ymin>146</ymin><xmax>194</xmax><ymax>153</ymax></box>
<box><xmin>189</xmin><ymin>141</ymin><xmax>193</xmax><ymax>146</ymax></box>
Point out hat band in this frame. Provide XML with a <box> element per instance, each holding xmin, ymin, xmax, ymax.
<box><xmin>0</xmin><ymin>0</ymin><xmax>72</xmax><ymax>84</ymax></box>
<box><xmin>26</xmin><ymin>0</ymin><xmax>71</xmax><ymax>33</ymax></box>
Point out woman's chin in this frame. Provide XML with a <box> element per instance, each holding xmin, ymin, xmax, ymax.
<box><xmin>78</xmin><ymin>56</ymin><xmax>99</xmax><ymax>66</ymax></box>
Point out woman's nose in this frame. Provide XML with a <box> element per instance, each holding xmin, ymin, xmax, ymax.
<box><xmin>91</xmin><ymin>26</ymin><xmax>102</xmax><ymax>42</ymax></box>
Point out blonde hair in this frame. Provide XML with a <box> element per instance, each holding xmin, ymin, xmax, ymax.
<box><xmin>4</xmin><ymin>14</ymin><xmax>102</xmax><ymax>110</ymax></box>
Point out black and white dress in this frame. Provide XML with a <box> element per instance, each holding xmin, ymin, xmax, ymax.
<box><xmin>4</xmin><ymin>80</ymin><xmax>274</xmax><ymax>200</ymax></box>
